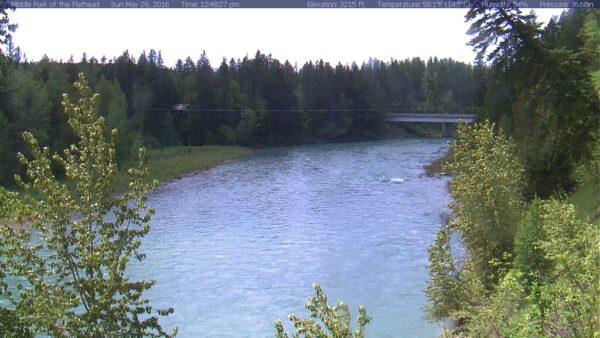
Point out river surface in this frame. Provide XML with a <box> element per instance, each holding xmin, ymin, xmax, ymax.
<box><xmin>130</xmin><ymin>139</ymin><xmax>451</xmax><ymax>337</ymax></box>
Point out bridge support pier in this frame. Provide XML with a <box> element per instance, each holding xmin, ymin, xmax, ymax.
<box><xmin>441</xmin><ymin>122</ymin><xmax>454</xmax><ymax>137</ymax></box>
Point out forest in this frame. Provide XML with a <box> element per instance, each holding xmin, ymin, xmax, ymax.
<box><xmin>0</xmin><ymin>44</ymin><xmax>482</xmax><ymax>185</ymax></box>
<box><xmin>2</xmin><ymin>5</ymin><xmax>595</xmax><ymax>196</ymax></box>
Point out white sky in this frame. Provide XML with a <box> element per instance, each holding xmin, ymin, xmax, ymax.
<box><xmin>10</xmin><ymin>8</ymin><xmax>564</xmax><ymax>67</ymax></box>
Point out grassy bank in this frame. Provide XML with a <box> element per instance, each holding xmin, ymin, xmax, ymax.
<box><xmin>1</xmin><ymin>146</ymin><xmax>250</xmax><ymax>227</ymax></box>
<box><xmin>568</xmin><ymin>176</ymin><xmax>600</xmax><ymax>225</ymax></box>
<box><xmin>113</xmin><ymin>145</ymin><xmax>251</xmax><ymax>192</ymax></box>
<box><xmin>423</xmin><ymin>151</ymin><xmax>453</xmax><ymax>176</ymax></box>
<box><xmin>424</xmin><ymin>150</ymin><xmax>599</xmax><ymax>226</ymax></box>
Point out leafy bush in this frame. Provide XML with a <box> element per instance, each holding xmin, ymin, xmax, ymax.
<box><xmin>464</xmin><ymin>199</ymin><xmax>600</xmax><ymax>337</ymax></box>
<box><xmin>427</xmin><ymin>121</ymin><xmax>527</xmax><ymax>333</ymax></box>
<box><xmin>443</xmin><ymin>122</ymin><xmax>525</xmax><ymax>283</ymax></box>
<box><xmin>514</xmin><ymin>198</ymin><xmax>550</xmax><ymax>286</ymax></box>
<box><xmin>274</xmin><ymin>283</ymin><xmax>371</xmax><ymax>338</ymax></box>
<box><xmin>1</xmin><ymin>74</ymin><xmax>176</xmax><ymax>337</ymax></box>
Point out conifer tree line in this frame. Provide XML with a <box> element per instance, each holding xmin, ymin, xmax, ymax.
<box><xmin>1</xmin><ymin>9</ymin><xmax>596</xmax><ymax>199</ymax></box>
<box><xmin>0</xmin><ymin>46</ymin><xmax>483</xmax><ymax>185</ymax></box>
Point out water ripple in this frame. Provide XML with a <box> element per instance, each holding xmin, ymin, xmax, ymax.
<box><xmin>129</xmin><ymin>139</ymin><xmax>450</xmax><ymax>337</ymax></box>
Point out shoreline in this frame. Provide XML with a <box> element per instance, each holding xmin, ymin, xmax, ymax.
<box><xmin>1</xmin><ymin>145</ymin><xmax>252</xmax><ymax>228</ymax></box>
<box><xmin>116</xmin><ymin>145</ymin><xmax>252</xmax><ymax>191</ymax></box>
<box><xmin>423</xmin><ymin>150</ymin><xmax>453</xmax><ymax>177</ymax></box>
<box><xmin>148</xmin><ymin>146</ymin><xmax>252</xmax><ymax>187</ymax></box>
<box><xmin>143</xmin><ymin>136</ymin><xmax>453</xmax><ymax>186</ymax></box>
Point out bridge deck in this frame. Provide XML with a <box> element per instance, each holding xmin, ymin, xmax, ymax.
<box><xmin>385</xmin><ymin>113</ymin><xmax>476</xmax><ymax>123</ymax></box>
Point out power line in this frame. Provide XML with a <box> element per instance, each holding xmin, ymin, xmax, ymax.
<box><xmin>126</xmin><ymin>107</ymin><xmax>481</xmax><ymax>113</ymax></box>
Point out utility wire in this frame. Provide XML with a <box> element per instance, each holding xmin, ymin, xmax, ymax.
<box><xmin>126</xmin><ymin>107</ymin><xmax>481</xmax><ymax>113</ymax></box>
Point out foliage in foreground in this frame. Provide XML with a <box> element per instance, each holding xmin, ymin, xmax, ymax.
<box><xmin>275</xmin><ymin>283</ymin><xmax>371</xmax><ymax>338</ymax></box>
<box><xmin>426</xmin><ymin>121</ymin><xmax>525</xmax><ymax>325</ymax></box>
<box><xmin>427</xmin><ymin>121</ymin><xmax>599</xmax><ymax>337</ymax></box>
<box><xmin>465</xmin><ymin>199</ymin><xmax>599</xmax><ymax>337</ymax></box>
<box><xmin>0</xmin><ymin>73</ymin><xmax>175</xmax><ymax>337</ymax></box>
<box><xmin>427</xmin><ymin>8</ymin><xmax>599</xmax><ymax>335</ymax></box>
<box><xmin>446</xmin><ymin>121</ymin><xmax>524</xmax><ymax>286</ymax></box>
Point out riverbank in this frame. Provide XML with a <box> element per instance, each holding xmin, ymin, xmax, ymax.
<box><xmin>568</xmin><ymin>177</ymin><xmax>600</xmax><ymax>225</ymax></box>
<box><xmin>424</xmin><ymin>150</ymin><xmax>600</xmax><ymax>224</ymax></box>
<box><xmin>113</xmin><ymin>145</ymin><xmax>251</xmax><ymax>191</ymax></box>
<box><xmin>1</xmin><ymin>145</ymin><xmax>251</xmax><ymax>227</ymax></box>
<box><xmin>423</xmin><ymin>151</ymin><xmax>452</xmax><ymax>176</ymax></box>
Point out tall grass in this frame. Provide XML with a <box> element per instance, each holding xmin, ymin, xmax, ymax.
<box><xmin>113</xmin><ymin>146</ymin><xmax>251</xmax><ymax>192</ymax></box>
<box><xmin>568</xmin><ymin>176</ymin><xmax>600</xmax><ymax>225</ymax></box>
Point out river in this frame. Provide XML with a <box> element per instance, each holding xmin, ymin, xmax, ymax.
<box><xmin>129</xmin><ymin>138</ymin><xmax>451</xmax><ymax>337</ymax></box>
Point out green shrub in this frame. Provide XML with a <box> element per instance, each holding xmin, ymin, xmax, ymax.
<box><xmin>514</xmin><ymin>198</ymin><xmax>551</xmax><ymax>286</ymax></box>
<box><xmin>275</xmin><ymin>283</ymin><xmax>371</xmax><ymax>338</ymax></box>
<box><xmin>443</xmin><ymin>122</ymin><xmax>525</xmax><ymax>286</ymax></box>
<box><xmin>461</xmin><ymin>199</ymin><xmax>600</xmax><ymax>337</ymax></box>
<box><xmin>2</xmin><ymin>74</ymin><xmax>176</xmax><ymax>337</ymax></box>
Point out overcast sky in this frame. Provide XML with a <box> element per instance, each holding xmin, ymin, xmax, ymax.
<box><xmin>10</xmin><ymin>8</ymin><xmax>564</xmax><ymax>67</ymax></box>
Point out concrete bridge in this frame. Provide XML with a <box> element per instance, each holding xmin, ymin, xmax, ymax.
<box><xmin>385</xmin><ymin>113</ymin><xmax>477</xmax><ymax>137</ymax></box>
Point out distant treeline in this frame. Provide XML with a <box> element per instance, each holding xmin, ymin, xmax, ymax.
<box><xmin>0</xmin><ymin>50</ymin><xmax>484</xmax><ymax>185</ymax></box>
<box><xmin>0</xmin><ymin>9</ymin><xmax>596</xmax><ymax>198</ymax></box>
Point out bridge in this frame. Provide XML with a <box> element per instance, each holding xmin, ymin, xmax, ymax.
<box><xmin>385</xmin><ymin>113</ymin><xmax>477</xmax><ymax>137</ymax></box>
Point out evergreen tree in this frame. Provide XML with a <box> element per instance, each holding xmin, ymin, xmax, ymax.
<box><xmin>0</xmin><ymin>0</ymin><xmax>16</xmax><ymax>59</ymax></box>
<box><xmin>467</xmin><ymin>8</ymin><xmax>599</xmax><ymax>196</ymax></box>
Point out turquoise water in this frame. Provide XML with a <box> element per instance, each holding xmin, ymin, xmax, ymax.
<box><xmin>130</xmin><ymin>139</ymin><xmax>451</xmax><ymax>337</ymax></box>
